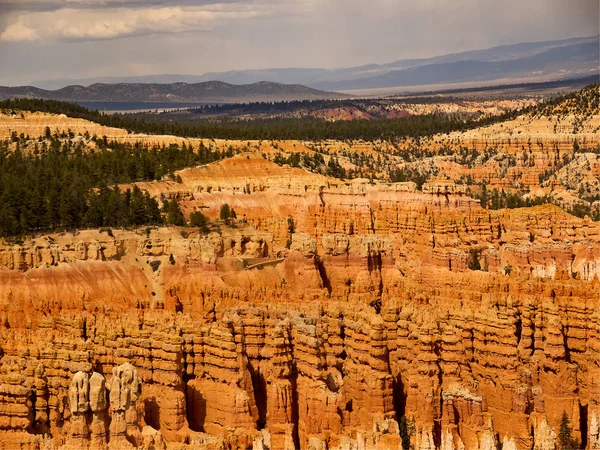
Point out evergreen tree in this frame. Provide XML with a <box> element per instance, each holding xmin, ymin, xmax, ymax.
<box><xmin>144</xmin><ymin>191</ymin><xmax>162</xmax><ymax>225</ymax></box>
<box><xmin>129</xmin><ymin>186</ymin><xmax>148</xmax><ymax>226</ymax></box>
<box><xmin>220</xmin><ymin>203</ymin><xmax>232</xmax><ymax>223</ymax></box>
<box><xmin>190</xmin><ymin>210</ymin><xmax>210</xmax><ymax>233</ymax></box>
<box><xmin>480</xmin><ymin>184</ymin><xmax>488</xmax><ymax>208</ymax></box>
<box><xmin>558</xmin><ymin>411</ymin><xmax>580</xmax><ymax>450</ymax></box>
<box><xmin>398</xmin><ymin>417</ymin><xmax>415</xmax><ymax>450</ymax></box>
<box><xmin>162</xmin><ymin>199</ymin><xmax>186</xmax><ymax>226</ymax></box>
<box><xmin>0</xmin><ymin>205</ymin><xmax>18</xmax><ymax>237</ymax></box>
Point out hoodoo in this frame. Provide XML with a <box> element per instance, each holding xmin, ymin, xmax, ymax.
<box><xmin>0</xmin><ymin>154</ymin><xmax>598</xmax><ymax>448</ymax></box>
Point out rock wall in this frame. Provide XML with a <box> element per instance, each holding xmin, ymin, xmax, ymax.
<box><xmin>0</xmin><ymin>160</ymin><xmax>599</xmax><ymax>450</ymax></box>
<box><xmin>0</xmin><ymin>275</ymin><xmax>598</xmax><ymax>450</ymax></box>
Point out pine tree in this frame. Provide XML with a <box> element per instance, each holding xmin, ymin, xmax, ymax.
<box><xmin>144</xmin><ymin>192</ymin><xmax>162</xmax><ymax>225</ymax></box>
<box><xmin>559</xmin><ymin>411</ymin><xmax>580</xmax><ymax>450</ymax></box>
<box><xmin>129</xmin><ymin>186</ymin><xmax>147</xmax><ymax>226</ymax></box>
<box><xmin>398</xmin><ymin>416</ymin><xmax>415</xmax><ymax>450</ymax></box>
<box><xmin>220</xmin><ymin>203</ymin><xmax>232</xmax><ymax>223</ymax></box>
<box><xmin>190</xmin><ymin>210</ymin><xmax>210</xmax><ymax>233</ymax></box>
<box><xmin>163</xmin><ymin>199</ymin><xmax>186</xmax><ymax>226</ymax></box>
<box><xmin>0</xmin><ymin>204</ymin><xmax>18</xmax><ymax>237</ymax></box>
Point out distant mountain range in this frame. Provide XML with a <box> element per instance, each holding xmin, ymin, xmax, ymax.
<box><xmin>314</xmin><ymin>41</ymin><xmax>599</xmax><ymax>91</ymax></box>
<box><xmin>29</xmin><ymin>35</ymin><xmax>600</xmax><ymax>92</ymax></box>
<box><xmin>0</xmin><ymin>81</ymin><xmax>348</xmax><ymax>104</ymax></box>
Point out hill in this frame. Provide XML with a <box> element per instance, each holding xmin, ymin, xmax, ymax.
<box><xmin>0</xmin><ymin>81</ymin><xmax>348</xmax><ymax>104</ymax></box>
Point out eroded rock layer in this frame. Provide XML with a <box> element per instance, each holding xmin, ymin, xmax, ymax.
<box><xmin>0</xmin><ymin>156</ymin><xmax>599</xmax><ymax>450</ymax></box>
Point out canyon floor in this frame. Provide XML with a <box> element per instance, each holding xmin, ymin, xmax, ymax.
<box><xmin>0</xmin><ymin>88</ymin><xmax>599</xmax><ymax>450</ymax></box>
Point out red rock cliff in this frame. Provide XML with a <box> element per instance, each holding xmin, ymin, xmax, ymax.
<box><xmin>0</xmin><ymin>156</ymin><xmax>599</xmax><ymax>450</ymax></box>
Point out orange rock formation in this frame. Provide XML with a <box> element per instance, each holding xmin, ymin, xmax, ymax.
<box><xmin>0</xmin><ymin>154</ymin><xmax>599</xmax><ymax>450</ymax></box>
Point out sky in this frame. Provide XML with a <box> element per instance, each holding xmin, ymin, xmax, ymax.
<box><xmin>0</xmin><ymin>0</ymin><xmax>598</xmax><ymax>86</ymax></box>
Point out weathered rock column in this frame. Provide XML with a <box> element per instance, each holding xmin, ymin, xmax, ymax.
<box><xmin>89</xmin><ymin>372</ymin><xmax>108</xmax><ymax>450</ymax></box>
<box><xmin>66</xmin><ymin>371</ymin><xmax>90</xmax><ymax>450</ymax></box>
<box><xmin>260</xmin><ymin>318</ymin><xmax>296</xmax><ymax>450</ymax></box>
<box><xmin>589</xmin><ymin>410</ymin><xmax>600</xmax><ymax>450</ymax></box>
<box><xmin>108</xmin><ymin>363</ymin><xmax>142</xmax><ymax>450</ymax></box>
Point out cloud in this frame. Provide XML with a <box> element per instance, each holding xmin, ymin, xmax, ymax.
<box><xmin>0</xmin><ymin>0</ymin><xmax>234</xmax><ymax>12</ymax></box>
<box><xmin>0</xmin><ymin>3</ymin><xmax>267</xmax><ymax>42</ymax></box>
<box><xmin>0</xmin><ymin>0</ymin><xmax>596</xmax><ymax>86</ymax></box>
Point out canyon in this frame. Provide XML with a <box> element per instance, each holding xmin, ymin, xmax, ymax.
<box><xmin>0</xmin><ymin>89</ymin><xmax>599</xmax><ymax>450</ymax></box>
<box><xmin>1</xmin><ymin>155</ymin><xmax>599</xmax><ymax>449</ymax></box>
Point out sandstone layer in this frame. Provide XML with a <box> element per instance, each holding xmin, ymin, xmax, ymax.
<box><xmin>0</xmin><ymin>153</ymin><xmax>599</xmax><ymax>450</ymax></box>
<box><xmin>2</xmin><ymin>96</ymin><xmax>598</xmax><ymax>211</ymax></box>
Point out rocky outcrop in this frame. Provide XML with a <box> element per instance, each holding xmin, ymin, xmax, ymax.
<box><xmin>1</xmin><ymin>283</ymin><xmax>598</xmax><ymax>449</ymax></box>
<box><xmin>0</xmin><ymin>155</ymin><xmax>599</xmax><ymax>450</ymax></box>
<box><xmin>108</xmin><ymin>363</ymin><xmax>142</xmax><ymax>449</ymax></box>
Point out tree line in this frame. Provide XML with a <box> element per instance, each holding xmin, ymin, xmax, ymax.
<box><xmin>186</xmin><ymin>96</ymin><xmax>471</xmax><ymax>116</ymax></box>
<box><xmin>0</xmin><ymin>136</ymin><xmax>230</xmax><ymax>238</ymax></box>
<box><xmin>471</xmin><ymin>186</ymin><xmax>600</xmax><ymax>221</ymax></box>
<box><xmin>0</xmin><ymin>97</ymin><xmax>528</xmax><ymax>141</ymax></box>
<box><xmin>1</xmin><ymin>84</ymin><xmax>596</xmax><ymax>142</ymax></box>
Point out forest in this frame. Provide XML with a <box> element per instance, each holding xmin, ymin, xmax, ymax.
<box><xmin>470</xmin><ymin>186</ymin><xmax>600</xmax><ymax>221</ymax></box>
<box><xmin>1</xmin><ymin>84</ymin><xmax>597</xmax><ymax>142</ymax></box>
<box><xmin>0</xmin><ymin>97</ymin><xmax>526</xmax><ymax>141</ymax></box>
<box><xmin>183</xmin><ymin>96</ymin><xmax>466</xmax><ymax>116</ymax></box>
<box><xmin>0</xmin><ymin>84</ymin><xmax>598</xmax><ymax>238</ymax></box>
<box><xmin>0</xmin><ymin>136</ymin><xmax>230</xmax><ymax>238</ymax></box>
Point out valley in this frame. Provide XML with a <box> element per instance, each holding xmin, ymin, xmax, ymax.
<box><xmin>0</xmin><ymin>84</ymin><xmax>598</xmax><ymax>450</ymax></box>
